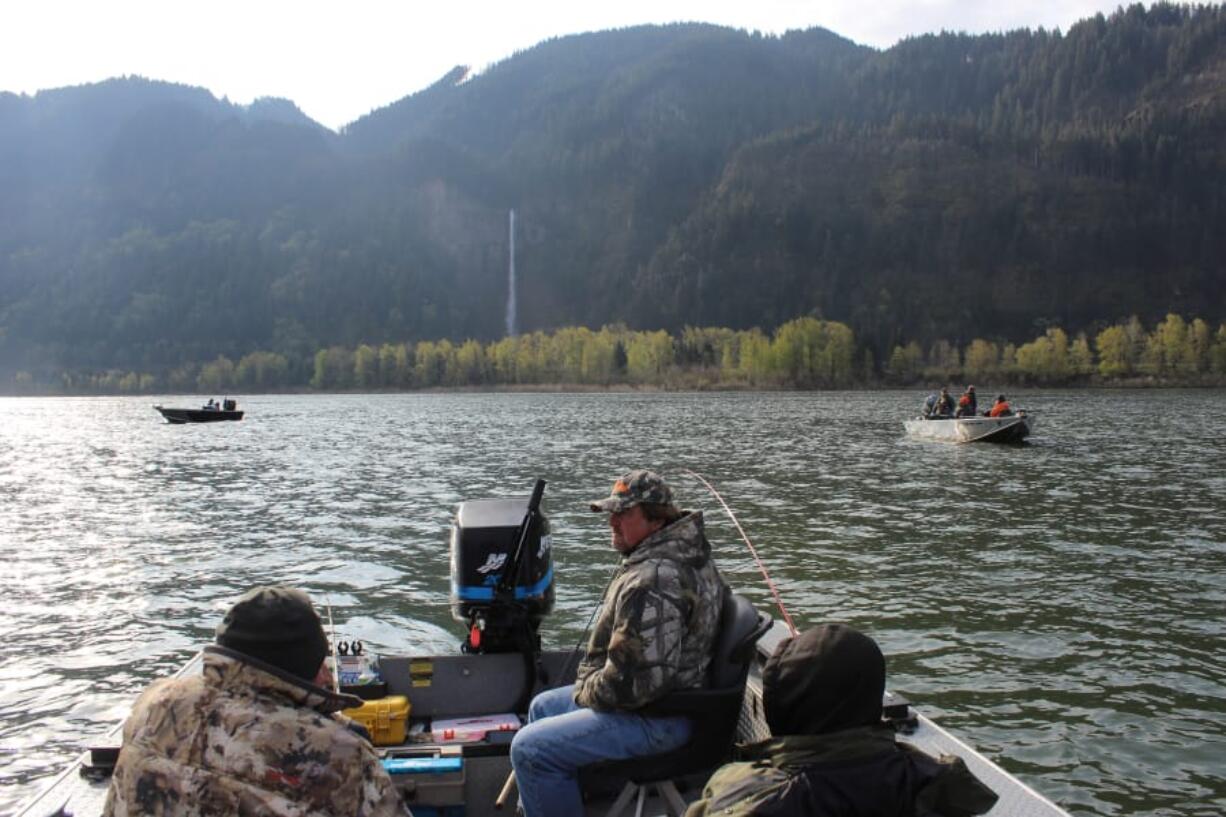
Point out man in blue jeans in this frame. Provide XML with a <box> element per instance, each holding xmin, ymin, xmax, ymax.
<box><xmin>510</xmin><ymin>470</ymin><xmax>727</xmax><ymax>817</ymax></box>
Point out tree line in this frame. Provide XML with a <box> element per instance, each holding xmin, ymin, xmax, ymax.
<box><xmin>884</xmin><ymin>314</ymin><xmax>1226</xmax><ymax>384</ymax></box>
<box><xmin>11</xmin><ymin>313</ymin><xmax>1225</xmax><ymax>395</ymax></box>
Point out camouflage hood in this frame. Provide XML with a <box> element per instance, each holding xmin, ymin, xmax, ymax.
<box><xmin>622</xmin><ymin>510</ymin><xmax>711</xmax><ymax>568</ymax></box>
<box><xmin>202</xmin><ymin>645</ymin><xmax>362</xmax><ymax>714</ymax></box>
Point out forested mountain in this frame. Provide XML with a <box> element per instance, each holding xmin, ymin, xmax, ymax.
<box><xmin>1</xmin><ymin>3</ymin><xmax>1224</xmax><ymax>383</ymax></box>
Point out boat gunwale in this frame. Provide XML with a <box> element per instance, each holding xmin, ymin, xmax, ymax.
<box><xmin>16</xmin><ymin>628</ymin><xmax>1071</xmax><ymax>817</ymax></box>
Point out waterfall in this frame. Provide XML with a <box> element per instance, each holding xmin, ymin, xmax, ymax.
<box><xmin>505</xmin><ymin>209</ymin><xmax>517</xmax><ymax>337</ymax></box>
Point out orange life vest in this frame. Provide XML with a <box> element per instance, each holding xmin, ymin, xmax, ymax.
<box><xmin>989</xmin><ymin>401</ymin><xmax>1011</xmax><ymax>417</ymax></box>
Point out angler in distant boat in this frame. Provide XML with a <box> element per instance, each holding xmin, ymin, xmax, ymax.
<box><xmin>935</xmin><ymin>387</ymin><xmax>955</xmax><ymax>418</ymax></box>
<box><xmin>988</xmin><ymin>394</ymin><xmax>1013</xmax><ymax>417</ymax></box>
<box><xmin>956</xmin><ymin>385</ymin><xmax>978</xmax><ymax>417</ymax></box>
<box><xmin>687</xmin><ymin>624</ymin><xmax>999</xmax><ymax>817</ymax></box>
<box><xmin>510</xmin><ymin>470</ymin><xmax>727</xmax><ymax>817</ymax></box>
<box><xmin>921</xmin><ymin>385</ymin><xmax>957</xmax><ymax>419</ymax></box>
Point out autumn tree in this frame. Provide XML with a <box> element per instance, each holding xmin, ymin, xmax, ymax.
<box><xmin>962</xmin><ymin>339</ymin><xmax>1000</xmax><ymax>381</ymax></box>
<box><xmin>1096</xmin><ymin>325</ymin><xmax>1133</xmax><ymax>377</ymax></box>
<box><xmin>353</xmin><ymin>344</ymin><xmax>379</xmax><ymax>388</ymax></box>
<box><xmin>1189</xmin><ymin>319</ymin><xmax>1213</xmax><ymax>373</ymax></box>
<box><xmin>1211</xmin><ymin>324</ymin><xmax>1226</xmax><ymax>375</ymax></box>
<box><xmin>924</xmin><ymin>340</ymin><xmax>961</xmax><ymax>381</ymax></box>
<box><xmin>454</xmin><ymin>339</ymin><xmax>487</xmax><ymax>385</ymax></box>
<box><xmin>1143</xmin><ymin>313</ymin><xmax>1197</xmax><ymax>376</ymax></box>
<box><xmin>236</xmin><ymin>351</ymin><xmax>289</xmax><ymax>389</ymax></box>
<box><xmin>770</xmin><ymin>318</ymin><xmax>856</xmax><ymax>386</ymax></box>
<box><xmin>198</xmin><ymin>356</ymin><xmax>236</xmax><ymax>391</ymax></box>
<box><xmin>885</xmin><ymin>342</ymin><xmax>923</xmax><ymax>382</ymax></box>
<box><xmin>311</xmin><ymin>347</ymin><xmax>353</xmax><ymax>390</ymax></box>
<box><xmin>625</xmin><ymin>330</ymin><xmax>675</xmax><ymax>383</ymax></box>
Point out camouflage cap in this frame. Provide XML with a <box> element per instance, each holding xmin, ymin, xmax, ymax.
<box><xmin>589</xmin><ymin>469</ymin><xmax>674</xmax><ymax>513</ymax></box>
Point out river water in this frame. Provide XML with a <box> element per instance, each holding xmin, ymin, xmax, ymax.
<box><xmin>1</xmin><ymin>390</ymin><xmax>1223</xmax><ymax>816</ymax></box>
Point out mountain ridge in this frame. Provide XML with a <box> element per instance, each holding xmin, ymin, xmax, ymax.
<box><xmin>1</xmin><ymin>4</ymin><xmax>1223</xmax><ymax>381</ymax></box>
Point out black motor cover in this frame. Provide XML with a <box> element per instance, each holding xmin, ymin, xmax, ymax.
<box><xmin>449</xmin><ymin>497</ymin><xmax>554</xmax><ymax>651</ymax></box>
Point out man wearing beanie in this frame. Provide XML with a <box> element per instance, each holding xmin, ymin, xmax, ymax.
<box><xmin>103</xmin><ymin>586</ymin><xmax>406</xmax><ymax>817</ymax></box>
<box><xmin>686</xmin><ymin>624</ymin><xmax>998</xmax><ymax>817</ymax></box>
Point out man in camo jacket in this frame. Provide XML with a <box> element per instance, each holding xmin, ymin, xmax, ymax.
<box><xmin>103</xmin><ymin>585</ymin><xmax>406</xmax><ymax>817</ymax></box>
<box><xmin>511</xmin><ymin>470</ymin><xmax>727</xmax><ymax>817</ymax></box>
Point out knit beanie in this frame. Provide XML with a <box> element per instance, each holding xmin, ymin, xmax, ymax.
<box><xmin>215</xmin><ymin>586</ymin><xmax>329</xmax><ymax>682</ymax></box>
<box><xmin>762</xmin><ymin>623</ymin><xmax>886</xmax><ymax>736</ymax></box>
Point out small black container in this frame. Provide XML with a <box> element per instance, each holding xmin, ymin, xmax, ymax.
<box><xmin>342</xmin><ymin>682</ymin><xmax>391</xmax><ymax>701</ymax></box>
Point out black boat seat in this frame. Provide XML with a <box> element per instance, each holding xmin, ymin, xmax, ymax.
<box><xmin>579</xmin><ymin>590</ymin><xmax>771</xmax><ymax>817</ymax></box>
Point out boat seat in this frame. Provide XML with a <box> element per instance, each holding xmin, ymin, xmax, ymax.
<box><xmin>579</xmin><ymin>590</ymin><xmax>771</xmax><ymax>817</ymax></box>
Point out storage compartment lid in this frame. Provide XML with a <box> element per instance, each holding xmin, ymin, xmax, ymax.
<box><xmin>382</xmin><ymin>757</ymin><xmax>464</xmax><ymax>775</ymax></box>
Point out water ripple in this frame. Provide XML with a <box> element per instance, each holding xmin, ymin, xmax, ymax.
<box><xmin>1</xmin><ymin>390</ymin><xmax>1224</xmax><ymax>816</ymax></box>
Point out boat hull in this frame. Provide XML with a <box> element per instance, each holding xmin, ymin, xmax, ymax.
<box><xmin>904</xmin><ymin>412</ymin><xmax>1033</xmax><ymax>444</ymax></box>
<box><xmin>155</xmin><ymin>407</ymin><xmax>243</xmax><ymax>424</ymax></box>
<box><xmin>15</xmin><ymin>619</ymin><xmax>1070</xmax><ymax>817</ymax></box>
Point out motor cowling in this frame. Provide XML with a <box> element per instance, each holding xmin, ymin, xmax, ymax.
<box><xmin>449</xmin><ymin>496</ymin><xmax>554</xmax><ymax>653</ymax></box>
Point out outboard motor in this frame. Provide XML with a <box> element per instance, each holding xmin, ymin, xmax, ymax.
<box><xmin>449</xmin><ymin>479</ymin><xmax>554</xmax><ymax>654</ymax></box>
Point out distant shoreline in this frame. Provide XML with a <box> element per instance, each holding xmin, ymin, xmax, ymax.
<box><xmin>4</xmin><ymin>377</ymin><xmax>1225</xmax><ymax>398</ymax></box>
<box><xmin>7</xmin><ymin>314</ymin><xmax>1225</xmax><ymax>397</ymax></box>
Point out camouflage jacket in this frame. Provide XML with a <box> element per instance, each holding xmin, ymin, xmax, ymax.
<box><xmin>575</xmin><ymin>511</ymin><xmax>727</xmax><ymax>711</ymax></box>
<box><xmin>102</xmin><ymin>645</ymin><xmax>405</xmax><ymax>817</ymax></box>
<box><xmin>685</xmin><ymin>728</ymin><xmax>998</xmax><ymax>817</ymax></box>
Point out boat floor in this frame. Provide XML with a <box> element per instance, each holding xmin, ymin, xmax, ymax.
<box><xmin>16</xmin><ymin>623</ymin><xmax>1068</xmax><ymax>817</ymax></box>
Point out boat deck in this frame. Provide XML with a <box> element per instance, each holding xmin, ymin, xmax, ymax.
<box><xmin>16</xmin><ymin>622</ymin><xmax>1069</xmax><ymax>817</ymax></box>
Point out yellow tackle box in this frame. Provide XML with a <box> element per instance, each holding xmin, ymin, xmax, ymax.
<box><xmin>342</xmin><ymin>695</ymin><xmax>411</xmax><ymax>746</ymax></box>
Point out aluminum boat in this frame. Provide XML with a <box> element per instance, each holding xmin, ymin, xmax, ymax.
<box><xmin>15</xmin><ymin>483</ymin><xmax>1068</xmax><ymax>817</ymax></box>
<box><xmin>904</xmin><ymin>411</ymin><xmax>1033</xmax><ymax>444</ymax></box>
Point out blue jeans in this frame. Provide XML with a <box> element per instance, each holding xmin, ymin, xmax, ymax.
<box><xmin>510</xmin><ymin>684</ymin><xmax>692</xmax><ymax>817</ymax></box>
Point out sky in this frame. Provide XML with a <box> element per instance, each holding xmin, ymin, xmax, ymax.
<box><xmin>3</xmin><ymin>0</ymin><xmax>1137</xmax><ymax>131</ymax></box>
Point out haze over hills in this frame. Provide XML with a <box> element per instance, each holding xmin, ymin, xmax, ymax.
<box><xmin>1</xmin><ymin>3</ymin><xmax>1223</xmax><ymax>381</ymax></box>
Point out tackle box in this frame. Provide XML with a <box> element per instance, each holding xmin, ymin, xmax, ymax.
<box><xmin>382</xmin><ymin>753</ymin><xmax>466</xmax><ymax>808</ymax></box>
<box><xmin>342</xmin><ymin>695</ymin><xmax>410</xmax><ymax>746</ymax></box>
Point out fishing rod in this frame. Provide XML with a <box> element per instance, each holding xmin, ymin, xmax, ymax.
<box><xmin>558</xmin><ymin>565</ymin><xmax>621</xmax><ymax>683</ymax></box>
<box><xmin>325</xmin><ymin>596</ymin><xmax>340</xmax><ymax>694</ymax></box>
<box><xmin>494</xmin><ymin>478</ymin><xmax>547</xmax><ymax>600</ymax></box>
<box><xmin>682</xmin><ymin>469</ymin><xmax>798</xmax><ymax>637</ymax></box>
<box><xmin>500</xmin><ymin>474</ymin><xmax>790</xmax><ymax>810</ymax></box>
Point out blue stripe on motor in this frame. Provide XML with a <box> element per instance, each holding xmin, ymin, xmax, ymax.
<box><xmin>452</xmin><ymin>566</ymin><xmax>553</xmax><ymax>601</ymax></box>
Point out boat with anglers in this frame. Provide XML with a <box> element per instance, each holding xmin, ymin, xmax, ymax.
<box><xmin>905</xmin><ymin>411</ymin><xmax>1034</xmax><ymax>444</ymax></box>
<box><xmin>15</xmin><ymin>480</ymin><xmax>1069</xmax><ymax>817</ymax></box>
<box><xmin>154</xmin><ymin>397</ymin><xmax>243</xmax><ymax>424</ymax></box>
